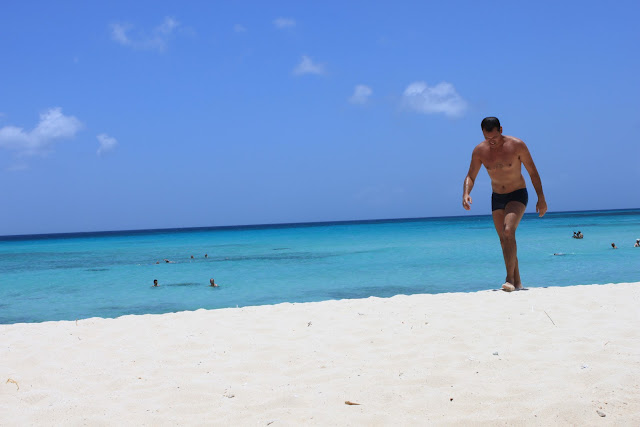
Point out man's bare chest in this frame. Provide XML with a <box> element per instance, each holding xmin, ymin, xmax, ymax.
<box><xmin>482</xmin><ymin>150</ymin><xmax>520</xmax><ymax>172</ymax></box>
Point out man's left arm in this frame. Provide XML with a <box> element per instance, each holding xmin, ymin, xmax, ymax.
<box><xmin>519</xmin><ymin>141</ymin><xmax>547</xmax><ymax>217</ymax></box>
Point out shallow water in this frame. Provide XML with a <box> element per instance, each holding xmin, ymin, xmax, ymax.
<box><xmin>1</xmin><ymin>209</ymin><xmax>638</xmax><ymax>324</ymax></box>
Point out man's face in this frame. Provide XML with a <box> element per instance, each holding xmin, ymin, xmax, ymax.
<box><xmin>482</xmin><ymin>127</ymin><xmax>503</xmax><ymax>146</ymax></box>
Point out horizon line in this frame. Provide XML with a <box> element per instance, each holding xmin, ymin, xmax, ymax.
<box><xmin>1</xmin><ymin>207</ymin><xmax>639</xmax><ymax>242</ymax></box>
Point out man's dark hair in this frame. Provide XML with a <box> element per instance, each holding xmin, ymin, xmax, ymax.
<box><xmin>481</xmin><ymin>117</ymin><xmax>501</xmax><ymax>132</ymax></box>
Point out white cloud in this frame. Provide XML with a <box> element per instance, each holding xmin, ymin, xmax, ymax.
<box><xmin>111</xmin><ymin>23</ymin><xmax>131</xmax><ymax>45</ymax></box>
<box><xmin>0</xmin><ymin>108</ymin><xmax>82</xmax><ymax>156</ymax></box>
<box><xmin>402</xmin><ymin>81</ymin><xmax>467</xmax><ymax>117</ymax></box>
<box><xmin>6</xmin><ymin>163</ymin><xmax>28</xmax><ymax>172</ymax></box>
<box><xmin>349</xmin><ymin>85</ymin><xmax>373</xmax><ymax>104</ymax></box>
<box><xmin>274</xmin><ymin>17</ymin><xmax>296</xmax><ymax>29</ymax></box>
<box><xmin>110</xmin><ymin>17</ymin><xmax>180</xmax><ymax>52</ymax></box>
<box><xmin>97</xmin><ymin>133</ymin><xmax>118</xmax><ymax>156</ymax></box>
<box><xmin>293</xmin><ymin>56</ymin><xmax>325</xmax><ymax>76</ymax></box>
<box><xmin>234</xmin><ymin>24</ymin><xmax>247</xmax><ymax>33</ymax></box>
<box><xmin>158</xmin><ymin>17</ymin><xmax>178</xmax><ymax>34</ymax></box>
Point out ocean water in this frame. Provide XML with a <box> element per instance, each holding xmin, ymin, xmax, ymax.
<box><xmin>1</xmin><ymin>209</ymin><xmax>638</xmax><ymax>324</ymax></box>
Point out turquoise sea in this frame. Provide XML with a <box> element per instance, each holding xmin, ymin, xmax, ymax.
<box><xmin>1</xmin><ymin>209</ymin><xmax>638</xmax><ymax>324</ymax></box>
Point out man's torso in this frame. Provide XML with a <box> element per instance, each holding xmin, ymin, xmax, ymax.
<box><xmin>476</xmin><ymin>136</ymin><xmax>526</xmax><ymax>194</ymax></box>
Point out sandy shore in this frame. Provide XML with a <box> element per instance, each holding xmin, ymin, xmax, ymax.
<box><xmin>1</xmin><ymin>283</ymin><xmax>639</xmax><ymax>425</ymax></box>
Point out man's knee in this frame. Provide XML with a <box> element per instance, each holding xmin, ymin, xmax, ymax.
<box><xmin>502</xmin><ymin>225</ymin><xmax>516</xmax><ymax>241</ymax></box>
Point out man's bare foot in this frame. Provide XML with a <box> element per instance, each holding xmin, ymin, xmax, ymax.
<box><xmin>514</xmin><ymin>283</ymin><xmax>523</xmax><ymax>291</ymax></box>
<box><xmin>502</xmin><ymin>282</ymin><xmax>516</xmax><ymax>292</ymax></box>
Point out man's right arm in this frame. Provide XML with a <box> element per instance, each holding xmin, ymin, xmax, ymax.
<box><xmin>462</xmin><ymin>147</ymin><xmax>482</xmax><ymax>210</ymax></box>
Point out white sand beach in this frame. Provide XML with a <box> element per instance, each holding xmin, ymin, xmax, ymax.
<box><xmin>1</xmin><ymin>282</ymin><xmax>639</xmax><ymax>425</ymax></box>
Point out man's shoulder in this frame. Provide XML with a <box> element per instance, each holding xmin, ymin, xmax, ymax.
<box><xmin>504</xmin><ymin>135</ymin><xmax>526</xmax><ymax>146</ymax></box>
<box><xmin>473</xmin><ymin>140</ymin><xmax>489</xmax><ymax>153</ymax></box>
<box><xmin>503</xmin><ymin>135</ymin><xmax>529</xmax><ymax>153</ymax></box>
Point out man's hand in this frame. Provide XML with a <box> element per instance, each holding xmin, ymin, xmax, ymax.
<box><xmin>462</xmin><ymin>194</ymin><xmax>472</xmax><ymax>210</ymax></box>
<box><xmin>536</xmin><ymin>198</ymin><xmax>547</xmax><ymax>217</ymax></box>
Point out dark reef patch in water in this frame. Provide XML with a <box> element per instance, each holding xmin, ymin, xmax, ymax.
<box><xmin>165</xmin><ymin>282</ymin><xmax>203</xmax><ymax>287</ymax></box>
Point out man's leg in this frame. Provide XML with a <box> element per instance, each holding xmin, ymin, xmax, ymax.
<box><xmin>492</xmin><ymin>201</ymin><xmax>526</xmax><ymax>291</ymax></box>
<box><xmin>491</xmin><ymin>209</ymin><xmax>508</xmax><ymax>285</ymax></box>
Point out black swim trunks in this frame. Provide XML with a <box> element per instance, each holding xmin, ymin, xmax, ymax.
<box><xmin>491</xmin><ymin>188</ymin><xmax>528</xmax><ymax>211</ymax></box>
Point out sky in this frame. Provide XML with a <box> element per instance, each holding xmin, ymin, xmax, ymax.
<box><xmin>1</xmin><ymin>0</ymin><xmax>639</xmax><ymax>236</ymax></box>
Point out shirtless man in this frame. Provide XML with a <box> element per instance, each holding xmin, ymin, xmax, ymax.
<box><xmin>462</xmin><ymin>117</ymin><xmax>547</xmax><ymax>292</ymax></box>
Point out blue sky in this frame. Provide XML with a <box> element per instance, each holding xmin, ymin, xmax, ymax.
<box><xmin>1</xmin><ymin>1</ymin><xmax>638</xmax><ymax>235</ymax></box>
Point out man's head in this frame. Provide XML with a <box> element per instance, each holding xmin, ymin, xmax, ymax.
<box><xmin>481</xmin><ymin>117</ymin><xmax>503</xmax><ymax>146</ymax></box>
<box><xmin>153</xmin><ymin>279</ymin><xmax>158</xmax><ymax>286</ymax></box>
<box><xmin>481</xmin><ymin>117</ymin><xmax>501</xmax><ymax>132</ymax></box>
